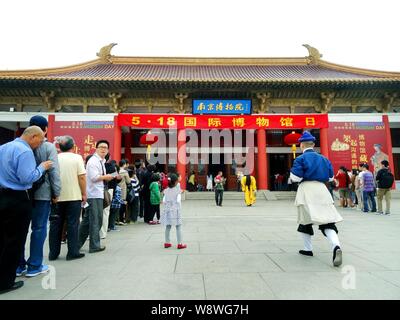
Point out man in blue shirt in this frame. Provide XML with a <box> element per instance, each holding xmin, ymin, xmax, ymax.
<box><xmin>17</xmin><ymin>115</ymin><xmax>61</xmax><ymax>278</ymax></box>
<box><xmin>0</xmin><ymin>126</ymin><xmax>52</xmax><ymax>294</ymax></box>
<box><xmin>290</xmin><ymin>131</ymin><xmax>343</xmax><ymax>267</ymax></box>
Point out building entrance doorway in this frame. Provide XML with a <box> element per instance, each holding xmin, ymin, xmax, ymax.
<box><xmin>208</xmin><ymin>153</ymin><xmax>226</xmax><ymax>181</ymax></box>
<box><xmin>269</xmin><ymin>154</ymin><xmax>290</xmax><ymax>191</ymax></box>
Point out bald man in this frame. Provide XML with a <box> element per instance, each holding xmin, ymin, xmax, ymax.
<box><xmin>0</xmin><ymin>126</ymin><xmax>52</xmax><ymax>294</ymax></box>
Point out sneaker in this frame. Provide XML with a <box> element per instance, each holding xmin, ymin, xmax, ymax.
<box><xmin>177</xmin><ymin>243</ymin><xmax>187</xmax><ymax>250</ymax></box>
<box><xmin>16</xmin><ymin>266</ymin><xmax>27</xmax><ymax>277</ymax></box>
<box><xmin>376</xmin><ymin>211</ymin><xmax>384</xmax><ymax>215</ymax></box>
<box><xmin>333</xmin><ymin>246</ymin><xmax>342</xmax><ymax>267</ymax></box>
<box><xmin>385</xmin><ymin>212</ymin><xmax>391</xmax><ymax>215</ymax></box>
<box><xmin>299</xmin><ymin>250</ymin><xmax>313</xmax><ymax>257</ymax></box>
<box><xmin>109</xmin><ymin>227</ymin><xmax>120</xmax><ymax>232</ymax></box>
<box><xmin>26</xmin><ymin>265</ymin><xmax>49</xmax><ymax>277</ymax></box>
<box><xmin>164</xmin><ymin>243</ymin><xmax>172</xmax><ymax>248</ymax></box>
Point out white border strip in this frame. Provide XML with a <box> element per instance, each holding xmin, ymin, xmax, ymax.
<box><xmin>328</xmin><ymin>114</ymin><xmax>383</xmax><ymax>122</ymax></box>
<box><xmin>55</xmin><ymin>113</ymin><xmax>116</xmax><ymax>121</ymax></box>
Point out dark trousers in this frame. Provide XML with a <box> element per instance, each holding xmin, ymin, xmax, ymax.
<box><xmin>215</xmin><ymin>190</ymin><xmax>223</xmax><ymax>206</ymax></box>
<box><xmin>78</xmin><ymin>198</ymin><xmax>103</xmax><ymax>251</ymax></box>
<box><xmin>363</xmin><ymin>191</ymin><xmax>377</xmax><ymax>212</ymax></box>
<box><xmin>0</xmin><ymin>189</ymin><xmax>31</xmax><ymax>290</ymax></box>
<box><xmin>49</xmin><ymin>201</ymin><xmax>82</xmax><ymax>259</ymax></box>
<box><xmin>139</xmin><ymin>191</ymin><xmax>144</xmax><ymax>218</ymax></box>
<box><xmin>149</xmin><ymin>204</ymin><xmax>160</xmax><ymax>221</ymax></box>
<box><xmin>129</xmin><ymin>197</ymin><xmax>139</xmax><ymax>222</ymax></box>
<box><xmin>119</xmin><ymin>203</ymin><xmax>126</xmax><ymax>222</ymax></box>
<box><xmin>143</xmin><ymin>193</ymin><xmax>152</xmax><ymax>223</ymax></box>
<box><xmin>108</xmin><ymin>207</ymin><xmax>119</xmax><ymax>229</ymax></box>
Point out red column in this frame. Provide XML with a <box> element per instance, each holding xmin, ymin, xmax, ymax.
<box><xmin>257</xmin><ymin>129</ymin><xmax>268</xmax><ymax>190</ymax></box>
<box><xmin>383</xmin><ymin>115</ymin><xmax>395</xmax><ymax>189</ymax></box>
<box><xmin>47</xmin><ymin>114</ymin><xmax>55</xmax><ymax>143</ymax></box>
<box><xmin>177</xmin><ymin>129</ymin><xmax>186</xmax><ymax>190</ymax></box>
<box><xmin>113</xmin><ymin>115</ymin><xmax>121</xmax><ymax>162</ymax></box>
<box><xmin>123</xmin><ymin>128</ymin><xmax>133</xmax><ymax>163</ymax></box>
<box><xmin>319</xmin><ymin>127</ymin><xmax>329</xmax><ymax>158</ymax></box>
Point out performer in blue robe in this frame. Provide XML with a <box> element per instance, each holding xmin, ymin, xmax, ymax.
<box><xmin>290</xmin><ymin>131</ymin><xmax>343</xmax><ymax>267</ymax></box>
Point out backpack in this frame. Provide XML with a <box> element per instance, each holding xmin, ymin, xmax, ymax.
<box><xmin>379</xmin><ymin>170</ymin><xmax>394</xmax><ymax>189</ymax></box>
<box><xmin>31</xmin><ymin>172</ymin><xmax>47</xmax><ymax>195</ymax></box>
<box><xmin>126</xmin><ymin>185</ymin><xmax>136</xmax><ymax>204</ymax></box>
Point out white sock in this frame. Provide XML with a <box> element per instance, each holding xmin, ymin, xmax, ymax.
<box><xmin>324</xmin><ymin>229</ymin><xmax>340</xmax><ymax>251</ymax></box>
<box><xmin>301</xmin><ymin>233</ymin><xmax>313</xmax><ymax>251</ymax></box>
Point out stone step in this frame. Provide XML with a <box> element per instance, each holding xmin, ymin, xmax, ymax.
<box><xmin>183</xmin><ymin>190</ymin><xmax>400</xmax><ymax>201</ymax></box>
<box><xmin>183</xmin><ymin>191</ymin><xmax>297</xmax><ymax>201</ymax></box>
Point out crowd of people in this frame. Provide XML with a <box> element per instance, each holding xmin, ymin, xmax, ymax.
<box><xmin>0</xmin><ymin>115</ymin><xmax>395</xmax><ymax>294</ymax></box>
<box><xmin>0</xmin><ymin>115</ymin><xmax>185</xmax><ymax>295</ymax></box>
<box><xmin>333</xmin><ymin>161</ymin><xmax>393</xmax><ymax>215</ymax></box>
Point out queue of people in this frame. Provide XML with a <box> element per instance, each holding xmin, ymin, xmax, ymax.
<box><xmin>333</xmin><ymin>161</ymin><xmax>393</xmax><ymax>215</ymax></box>
<box><xmin>0</xmin><ymin>115</ymin><xmax>188</xmax><ymax>295</ymax></box>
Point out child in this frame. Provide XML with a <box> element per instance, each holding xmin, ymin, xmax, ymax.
<box><xmin>108</xmin><ymin>183</ymin><xmax>124</xmax><ymax>231</ymax></box>
<box><xmin>127</xmin><ymin>167</ymin><xmax>140</xmax><ymax>223</ymax></box>
<box><xmin>149</xmin><ymin>173</ymin><xmax>161</xmax><ymax>224</ymax></box>
<box><xmin>161</xmin><ymin>173</ymin><xmax>186</xmax><ymax>249</ymax></box>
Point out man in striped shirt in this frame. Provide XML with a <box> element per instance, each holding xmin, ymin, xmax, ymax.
<box><xmin>128</xmin><ymin>167</ymin><xmax>141</xmax><ymax>223</ymax></box>
<box><xmin>360</xmin><ymin>164</ymin><xmax>377</xmax><ymax>213</ymax></box>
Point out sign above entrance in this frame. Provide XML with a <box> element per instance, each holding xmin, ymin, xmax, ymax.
<box><xmin>117</xmin><ymin>114</ymin><xmax>328</xmax><ymax>130</ymax></box>
<box><xmin>193</xmin><ymin>99</ymin><xmax>251</xmax><ymax>115</ymax></box>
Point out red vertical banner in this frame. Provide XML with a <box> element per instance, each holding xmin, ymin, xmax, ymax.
<box><xmin>327</xmin><ymin>121</ymin><xmax>389</xmax><ymax>175</ymax></box>
<box><xmin>47</xmin><ymin>115</ymin><xmax>55</xmax><ymax>143</ymax></box>
<box><xmin>177</xmin><ymin>129</ymin><xmax>186</xmax><ymax>190</ymax></box>
<box><xmin>52</xmin><ymin>120</ymin><xmax>115</xmax><ymax>161</ymax></box>
<box><xmin>383</xmin><ymin>115</ymin><xmax>396</xmax><ymax>189</ymax></box>
<box><xmin>257</xmin><ymin>129</ymin><xmax>268</xmax><ymax>190</ymax></box>
<box><xmin>113</xmin><ymin>115</ymin><xmax>121</xmax><ymax>162</ymax></box>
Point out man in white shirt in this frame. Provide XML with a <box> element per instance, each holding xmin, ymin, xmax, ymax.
<box><xmin>78</xmin><ymin>140</ymin><xmax>113</xmax><ymax>253</ymax></box>
<box><xmin>49</xmin><ymin>136</ymin><xmax>86</xmax><ymax>261</ymax></box>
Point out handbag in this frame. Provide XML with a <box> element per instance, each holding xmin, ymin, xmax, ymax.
<box><xmin>100</xmin><ymin>159</ymin><xmax>111</xmax><ymax>208</ymax></box>
<box><xmin>103</xmin><ymin>189</ymin><xmax>111</xmax><ymax>209</ymax></box>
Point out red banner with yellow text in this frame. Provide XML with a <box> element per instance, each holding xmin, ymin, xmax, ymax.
<box><xmin>117</xmin><ymin>114</ymin><xmax>328</xmax><ymax>130</ymax></box>
<box><xmin>327</xmin><ymin>121</ymin><xmax>389</xmax><ymax>175</ymax></box>
<box><xmin>52</xmin><ymin>121</ymin><xmax>115</xmax><ymax>160</ymax></box>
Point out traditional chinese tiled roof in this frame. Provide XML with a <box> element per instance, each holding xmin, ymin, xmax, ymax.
<box><xmin>38</xmin><ymin>64</ymin><xmax>386</xmax><ymax>82</ymax></box>
<box><xmin>1</xmin><ymin>50</ymin><xmax>400</xmax><ymax>87</ymax></box>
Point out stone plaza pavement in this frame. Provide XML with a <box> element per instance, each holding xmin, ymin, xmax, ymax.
<box><xmin>2</xmin><ymin>197</ymin><xmax>400</xmax><ymax>300</ymax></box>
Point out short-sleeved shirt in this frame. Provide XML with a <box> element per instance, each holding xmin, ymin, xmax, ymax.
<box><xmin>58</xmin><ymin>152</ymin><xmax>86</xmax><ymax>202</ymax></box>
<box><xmin>335</xmin><ymin>172</ymin><xmax>349</xmax><ymax>189</ymax></box>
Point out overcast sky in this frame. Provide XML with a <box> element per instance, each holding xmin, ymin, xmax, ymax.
<box><xmin>1</xmin><ymin>0</ymin><xmax>399</xmax><ymax>71</ymax></box>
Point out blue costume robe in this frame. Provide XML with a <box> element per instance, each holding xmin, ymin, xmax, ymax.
<box><xmin>290</xmin><ymin>149</ymin><xmax>343</xmax><ymax>232</ymax></box>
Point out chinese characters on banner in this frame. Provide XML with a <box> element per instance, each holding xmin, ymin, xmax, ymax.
<box><xmin>327</xmin><ymin>122</ymin><xmax>388</xmax><ymax>174</ymax></box>
<box><xmin>193</xmin><ymin>100</ymin><xmax>252</xmax><ymax>115</ymax></box>
<box><xmin>52</xmin><ymin>121</ymin><xmax>115</xmax><ymax>160</ymax></box>
<box><xmin>118</xmin><ymin>114</ymin><xmax>328</xmax><ymax>129</ymax></box>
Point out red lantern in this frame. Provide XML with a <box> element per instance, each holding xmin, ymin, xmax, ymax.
<box><xmin>284</xmin><ymin>131</ymin><xmax>302</xmax><ymax>159</ymax></box>
<box><xmin>139</xmin><ymin>133</ymin><xmax>158</xmax><ymax>145</ymax></box>
<box><xmin>139</xmin><ymin>131</ymin><xmax>158</xmax><ymax>160</ymax></box>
